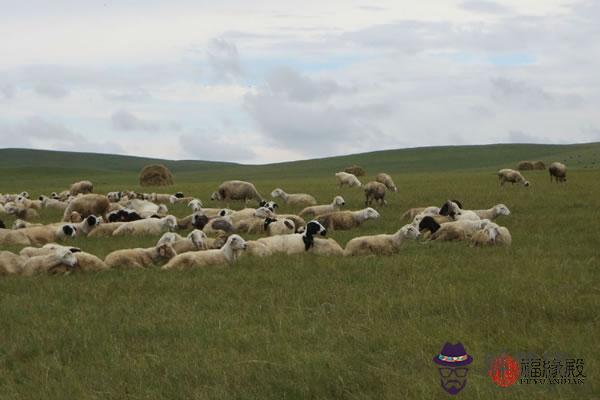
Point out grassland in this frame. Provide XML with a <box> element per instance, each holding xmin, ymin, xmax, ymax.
<box><xmin>1</xmin><ymin>143</ymin><xmax>599</xmax><ymax>399</ymax></box>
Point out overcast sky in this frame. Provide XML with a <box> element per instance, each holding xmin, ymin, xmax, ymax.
<box><xmin>1</xmin><ymin>0</ymin><xmax>599</xmax><ymax>163</ymax></box>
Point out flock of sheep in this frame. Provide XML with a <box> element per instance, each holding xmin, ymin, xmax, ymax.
<box><xmin>0</xmin><ymin>161</ymin><xmax>567</xmax><ymax>276</ymax></box>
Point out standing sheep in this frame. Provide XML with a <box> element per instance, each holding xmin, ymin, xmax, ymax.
<box><xmin>211</xmin><ymin>180</ymin><xmax>263</xmax><ymax>204</ymax></box>
<box><xmin>162</xmin><ymin>234</ymin><xmax>247</xmax><ymax>270</ymax></box>
<box><xmin>344</xmin><ymin>224</ymin><xmax>420</xmax><ymax>256</ymax></box>
<box><xmin>270</xmin><ymin>188</ymin><xmax>317</xmax><ymax>207</ymax></box>
<box><xmin>62</xmin><ymin>194</ymin><xmax>110</xmax><ymax>222</ymax></box>
<box><xmin>335</xmin><ymin>172</ymin><xmax>362</xmax><ymax>188</ymax></box>
<box><xmin>375</xmin><ymin>173</ymin><xmax>398</xmax><ymax>192</ymax></box>
<box><xmin>364</xmin><ymin>181</ymin><xmax>387</xmax><ymax>206</ymax></box>
<box><xmin>497</xmin><ymin>169</ymin><xmax>530</xmax><ymax>187</ymax></box>
<box><xmin>549</xmin><ymin>162</ymin><xmax>567</xmax><ymax>183</ymax></box>
<box><xmin>316</xmin><ymin>208</ymin><xmax>380</xmax><ymax>231</ymax></box>
<box><xmin>70</xmin><ymin>180</ymin><xmax>94</xmax><ymax>196</ymax></box>
<box><xmin>299</xmin><ymin>196</ymin><xmax>345</xmax><ymax>218</ymax></box>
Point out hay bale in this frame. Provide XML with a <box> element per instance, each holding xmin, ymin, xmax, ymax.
<box><xmin>139</xmin><ymin>164</ymin><xmax>174</xmax><ymax>187</ymax></box>
<box><xmin>517</xmin><ymin>161</ymin><xmax>534</xmax><ymax>171</ymax></box>
<box><xmin>532</xmin><ymin>160</ymin><xmax>546</xmax><ymax>170</ymax></box>
<box><xmin>344</xmin><ymin>165</ymin><xmax>366</xmax><ymax>177</ymax></box>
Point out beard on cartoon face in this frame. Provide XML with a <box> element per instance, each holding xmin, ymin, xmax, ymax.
<box><xmin>439</xmin><ymin>367</ymin><xmax>469</xmax><ymax>395</ymax></box>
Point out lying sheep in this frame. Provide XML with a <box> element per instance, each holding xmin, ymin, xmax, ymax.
<box><xmin>21</xmin><ymin>247</ymin><xmax>78</xmax><ymax>276</ymax></box>
<box><xmin>105</xmin><ymin>243</ymin><xmax>177</xmax><ymax>269</ymax></box>
<box><xmin>62</xmin><ymin>194</ymin><xmax>110</xmax><ymax>222</ymax></box>
<box><xmin>157</xmin><ymin>230</ymin><xmax>208</xmax><ymax>254</ymax></box>
<box><xmin>39</xmin><ymin>195</ymin><xmax>68</xmax><ymax>210</ymax></box>
<box><xmin>162</xmin><ymin>234</ymin><xmax>247</xmax><ymax>270</ymax></box>
<box><xmin>549</xmin><ymin>162</ymin><xmax>567</xmax><ymax>183</ymax></box>
<box><xmin>470</xmin><ymin>223</ymin><xmax>512</xmax><ymax>247</ymax></box>
<box><xmin>273</xmin><ymin>213</ymin><xmax>305</xmax><ymax>232</ymax></box>
<box><xmin>0</xmin><ymin>251</ymin><xmax>26</xmax><ymax>275</ymax></box>
<box><xmin>472</xmin><ymin>204</ymin><xmax>511</xmax><ymax>220</ymax></box>
<box><xmin>112</xmin><ymin>215</ymin><xmax>177</xmax><ymax>237</ymax></box>
<box><xmin>70</xmin><ymin>180</ymin><xmax>94</xmax><ymax>196</ymax></box>
<box><xmin>211</xmin><ymin>180</ymin><xmax>263</xmax><ymax>204</ymax></box>
<box><xmin>335</xmin><ymin>171</ymin><xmax>362</xmax><ymax>188</ymax></box>
<box><xmin>344</xmin><ymin>224</ymin><xmax>420</xmax><ymax>256</ymax></box>
<box><xmin>264</xmin><ymin>217</ymin><xmax>296</xmax><ymax>236</ymax></box>
<box><xmin>299</xmin><ymin>196</ymin><xmax>345</xmax><ymax>218</ymax></box>
<box><xmin>16</xmin><ymin>223</ymin><xmax>78</xmax><ymax>247</ymax></box>
<box><xmin>125</xmin><ymin>199</ymin><xmax>168</xmax><ymax>218</ymax></box>
<box><xmin>21</xmin><ymin>244</ymin><xmax>108</xmax><ymax>272</ymax></box>
<box><xmin>498</xmin><ymin>169</ymin><xmax>530</xmax><ymax>187</ymax></box>
<box><xmin>364</xmin><ymin>181</ymin><xmax>387</xmax><ymax>206</ymax></box>
<box><xmin>12</xmin><ymin>219</ymin><xmax>42</xmax><ymax>229</ymax></box>
<box><xmin>429</xmin><ymin>219</ymin><xmax>492</xmax><ymax>241</ymax></box>
<box><xmin>402</xmin><ymin>206</ymin><xmax>440</xmax><ymax>221</ymax></box>
<box><xmin>0</xmin><ymin>227</ymin><xmax>32</xmax><ymax>246</ymax></box>
<box><xmin>203</xmin><ymin>216</ymin><xmax>235</xmax><ymax>236</ymax></box>
<box><xmin>254</xmin><ymin>221</ymin><xmax>343</xmax><ymax>256</ymax></box>
<box><xmin>3</xmin><ymin>202</ymin><xmax>40</xmax><ymax>220</ymax></box>
<box><xmin>270</xmin><ymin>188</ymin><xmax>317</xmax><ymax>207</ymax></box>
<box><xmin>375</xmin><ymin>173</ymin><xmax>398</xmax><ymax>192</ymax></box>
<box><xmin>316</xmin><ymin>207</ymin><xmax>380</xmax><ymax>231</ymax></box>
<box><xmin>87</xmin><ymin>222</ymin><xmax>125</xmax><ymax>237</ymax></box>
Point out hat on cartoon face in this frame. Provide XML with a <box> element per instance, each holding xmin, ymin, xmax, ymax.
<box><xmin>433</xmin><ymin>342</ymin><xmax>473</xmax><ymax>367</ymax></box>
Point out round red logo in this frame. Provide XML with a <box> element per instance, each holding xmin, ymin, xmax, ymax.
<box><xmin>488</xmin><ymin>355</ymin><xmax>520</xmax><ymax>387</ymax></box>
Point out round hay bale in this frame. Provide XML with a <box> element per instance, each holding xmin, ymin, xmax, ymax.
<box><xmin>344</xmin><ymin>165</ymin><xmax>366</xmax><ymax>177</ymax></box>
<box><xmin>532</xmin><ymin>160</ymin><xmax>546</xmax><ymax>170</ymax></box>
<box><xmin>139</xmin><ymin>164</ymin><xmax>174</xmax><ymax>187</ymax></box>
<box><xmin>517</xmin><ymin>161</ymin><xmax>534</xmax><ymax>171</ymax></box>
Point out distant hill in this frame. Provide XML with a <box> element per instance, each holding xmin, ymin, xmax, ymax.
<box><xmin>1</xmin><ymin>143</ymin><xmax>599</xmax><ymax>179</ymax></box>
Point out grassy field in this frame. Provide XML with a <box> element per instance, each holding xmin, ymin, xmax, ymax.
<box><xmin>1</xmin><ymin>144</ymin><xmax>599</xmax><ymax>399</ymax></box>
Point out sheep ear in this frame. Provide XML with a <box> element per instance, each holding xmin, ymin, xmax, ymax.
<box><xmin>452</xmin><ymin>199</ymin><xmax>463</xmax><ymax>209</ymax></box>
<box><xmin>439</xmin><ymin>203</ymin><xmax>449</xmax><ymax>216</ymax></box>
<box><xmin>284</xmin><ymin>220</ymin><xmax>293</xmax><ymax>230</ymax></box>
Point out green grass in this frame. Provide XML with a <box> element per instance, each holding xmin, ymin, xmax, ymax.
<box><xmin>1</xmin><ymin>144</ymin><xmax>599</xmax><ymax>399</ymax></box>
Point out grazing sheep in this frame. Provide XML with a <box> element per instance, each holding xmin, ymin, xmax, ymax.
<box><xmin>264</xmin><ymin>217</ymin><xmax>296</xmax><ymax>236</ymax></box>
<box><xmin>335</xmin><ymin>171</ymin><xmax>362</xmax><ymax>188</ymax></box>
<box><xmin>470</xmin><ymin>223</ymin><xmax>512</xmax><ymax>247</ymax></box>
<box><xmin>162</xmin><ymin>234</ymin><xmax>247</xmax><ymax>270</ymax></box>
<box><xmin>270</xmin><ymin>188</ymin><xmax>317</xmax><ymax>207</ymax></box>
<box><xmin>105</xmin><ymin>243</ymin><xmax>177</xmax><ymax>269</ymax></box>
<box><xmin>375</xmin><ymin>173</ymin><xmax>398</xmax><ymax>192</ymax></box>
<box><xmin>344</xmin><ymin>224</ymin><xmax>420</xmax><ymax>256</ymax></box>
<box><xmin>112</xmin><ymin>215</ymin><xmax>177</xmax><ymax>237</ymax></box>
<box><xmin>255</xmin><ymin>221</ymin><xmax>344</xmax><ymax>256</ymax></box>
<box><xmin>70</xmin><ymin>180</ymin><xmax>94</xmax><ymax>196</ymax></box>
<box><xmin>21</xmin><ymin>247</ymin><xmax>78</xmax><ymax>276</ymax></box>
<box><xmin>549</xmin><ymin>162</ymin><xmax>567</xmax><ymax>183</ymax></box>
<box><xmin>473</xmin><ymin>204</ymin><xmax>511</xmax><ymax>220</ymax></box>
<box><xmin>157</xmin><ymin>230</ymin><xmax>208</xmax><ymax>254</ymax></box>
<box><xmin>344</xmin><ymin>165</ymin><xmax>366</xmax><ymax>177</ymax></box>
<box><xmin>299</xmin><ymin>196</ymin><xmax>345</xmax><ymax>218</ymax></box>
<box><xmin>429</xmin><ymin>219</ymin><xmax>492</xmax><ymax>241</ymax></box>
<box><xmin>211</xmin><ymin>180</ymin><xmax>263</xmax><ymax>204</ymax></box>
<box><xmin>62</xmin><ymin>194</ymin><xmax>110</xmax><ymax>222</ymax></box>
<box><xmin>497</xmin><ymin>169</ymin><xmax>530</xmax><ymax>187</ymax></box>
<box><xmin>0</xmin><ymin>251</ymin><xmax>26</xmax><ymax>275</ymax></box>
<box><xmin>316</xmin><ymin>208</ymin><xmax>380</xmax><ymax>231</ymax></box>
<box><xmin>364</xmin><ymin>181</ymin><xmax>387</xmax><ymax>206</ymax></box>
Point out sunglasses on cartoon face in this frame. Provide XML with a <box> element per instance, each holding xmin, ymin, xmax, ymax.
<box><xmin>438</xmin><ymin>367</ymin><xmax>468</xmax><ymax>378</ymax></box>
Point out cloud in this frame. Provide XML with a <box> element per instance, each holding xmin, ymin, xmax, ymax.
<box><xmin>490</xmin><ymin>77</ymin><xmax>582</xmax><ymax>109</ymax></box>
<box><xmin>265</xmin><ymin>67</ymin><xmax>350</xmax><ymax>102</ymax></box>
<box><xmin>460</xmin><ymin>0</ymin><xmax>512</xmax><ymax>14</ymax></box>
<box><xmin>206</xmin><ymin>38</ymin><xmax>242</xmax><ymax>82</ymax></box>
<box><xmin>1</xmin><ymin>84</ymin><xmax>15</xmax><ymax>100</ymax></box>
<box><xmin>111</xmin><ymin>110</ymin><xmax>180</xmax><ymax>132</ymax></box>
<box><xmin>34</xmin><ymin>82</ymin><xmax>69</xmax><ymax>98</ymax></box>
<box><xmin>179</xmin><ymin>133</ymin><xmax>255</xmax><ymax>162</ymax></box>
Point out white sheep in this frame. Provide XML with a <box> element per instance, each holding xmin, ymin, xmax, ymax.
<box><xmin>344</xmin><ymin>224</ymin><xmax>420</xmax><ymax>256</ymax></box>
<box><xmin>299</xmin><ymin>196</ymin><xmax>345</xmax><ymax>218</ymax></box>
<box><xmin>157</xmin><ymin>230</ymin><xmax>208</xmax><ymax>254</ymax></box>
<box><xmin>21</xmin><ymin>247</ymin><xmax>78</xmax><ymax>276</ymax></box>
<box><xmin>430</xmin><ymin>219</ymin><xmax>492</xmax><ymax>241</ymax></box>
<box><xmin>265</xmin><ymin>218</ymin><xmax>296</xmax><ymax>236</ymax></box>
<box><xmin>270</xmin><ymin>188</ymin><xmax>317</xmax><ymax>207</ymax></box>
<box><xmin>105</xmin><ymin>243</ymin><xmax>177</xmax><ymax>269</ymax></box>
<box><xmin>498</xmin><ymin>169</ymin><xmax>530</xmax><ymax>187</ymax></box>
<box><xmin>315</xmin><ymin>207</ymin><xmax>380</xmax><ymax>231</ymax></box>
<box><xmin>112</xmin><ymin>215</ymin><xmax>177</xmax><ymax>237</ymax></box>
<box><xmin>0</xmin><ymin>251</ymin><xmax>26</xmax><ymax>275</ymax></box>
<box><xmin>470</xmin><ymin>223</ymin><xmax>512</xmax><ymax>246</ymax></box>
<box><xmin>162</xmin><ymin>234</ymin><xmax>247</xmax><ymax>270</ymax></box>
<box><xmin>335</xmin><ymin>171</ymin><xmax>362</xmax><ymax>188</ymax></box>
<box><xmin>472</xmin><ymin>204</ymin><xmax>511</xmax><ymax>220</ymax></box>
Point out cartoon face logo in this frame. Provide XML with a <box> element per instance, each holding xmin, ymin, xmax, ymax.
<box><xmin>433</xmin><ymin>342</ymin><xmax>473</xmax><ymax>395</ymax></box>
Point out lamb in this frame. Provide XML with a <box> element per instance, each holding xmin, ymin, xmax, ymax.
<box><xmin>162</xmin><ymin>234</ymin><xmax>247</xmax><ymax>270</ymax></box>
<box><xmin>264</xmin><ymin>217</ymin><xmax>296</xmax><ymax>236</ymax></box>
<box><xmin>549</xmin><ymin>162</ymin><xmax>567</xmax><ymax>183</ymax></box>
<box><xmin>299</xmin><ymin>196</ymin><xmax>345</xmax><ymax>218</ymax></box>
<box><xmin>270</xmin><ymin>188</ymin><xmax>317</xmax><ymax>207</ymax></box>
<box><xmin>211</xmin><ymin>180</ymin><xmax>263</xmax><ymax>204</ymax></box>
<box><xmin>472</xmin><ymin>204</ymin><xmax>511</xmax><ymax>220</ymax></box>
<box><xmin>157</xmin><ymin>230</ymin><xmax>208</xmax><ymax>254</ymax></box>
<box><xmin>364</xmin><ymin>181</ymin><xmax>387</xmax><ymax>206</ymax></box>
<box><xmin>497</xmin><ymin>169</ymin><xmax>530</xmax><ymax>187</ymax></box>
<box><xmin>344</xmin><ymin>224</ymin><xmax>420</xmax><ymax>256</ymax></box>
<box><xmin>255</xmin><ymin>221</ymin><xmax>344</xmax><ymax>256</ymax></box>
<box><xmin>70</xmin><ymin>180</ymin><xmax>94</xmax><ymax>196</ymax></box>
<box><xmin>0</xmin><ymin>251</ymin><xmax>26</xmax><ymax>275</ymax></box>
<box><xmin>429</xmin><ymin>219</ymin><xmax>492</xmax><ymax>241</ymax></box>
<box><xmin>316</xmin><ymin>208</ymin><xmax>380</xmax><ymax>231</ymax></box>
<box><xmin>62</xmin><ymin>194</ymin><xmax>110</xmax><ymax>221</ymax></box>
<box><xmin>21</xmin><ymin>247</ymin><xmax>78</xmax><ymax>276</ymax></box>
<box><xmin>335</xmin><ymin>171</ymin><xmax>362</xmax><ymax>188</ymax></box>
<box><xmin>105</xmin><ymin>243</ymin><xmax>177</xmax><ymax>269</ymax></box>
<box><xmin>112</xmin><ymin>215</ymin><xmax>177</xmax><ymax>237</ymax></box>
<box><xmin>375</xmin><ymin>173</ymin><xmax>398</xmax><ymax>192</ymax></box>
<box><xmin>470</xmin><ymin>223</ymin><xmax>512</xmax><ymax>247</ymax></box>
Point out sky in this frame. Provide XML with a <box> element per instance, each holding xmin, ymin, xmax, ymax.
<box><xmin>1</xmin><ymin>0</ymin><xmax>599</xmax><ymax>163</ymax></box>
